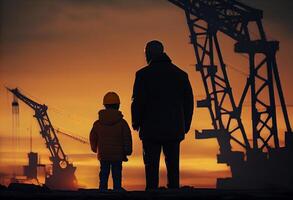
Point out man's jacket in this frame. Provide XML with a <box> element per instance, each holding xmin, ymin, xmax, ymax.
<box><xmin>131</xmin><ymin>53</ymin><xmax>194</xmax><ymax>141</ymax></box>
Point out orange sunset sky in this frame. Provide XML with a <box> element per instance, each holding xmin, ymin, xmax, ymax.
<box><xmin>0</xmin><ymin>0</ymin><xmax>293</xmax><ymax>190</ymax></box>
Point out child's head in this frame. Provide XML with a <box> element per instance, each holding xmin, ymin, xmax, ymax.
<box><xmin>103</xmin><ymin>92</ymin><xmax>120</xmax><ymax>110</ymax></box>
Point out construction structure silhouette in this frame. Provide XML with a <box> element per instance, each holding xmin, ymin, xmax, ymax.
<box><xmin>168</xmin><ymin>0</ymin><xmax>293</xmax><ymax>189</ymax></box>
<box><xmin>7</xmin><ymin>88</ymin><xmax>78</xmax><ymax>190</ymax></box>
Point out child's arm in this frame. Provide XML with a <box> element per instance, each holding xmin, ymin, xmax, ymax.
<box><xmin>89</xmin><ymin>122</ymin><xmax>99</xmax><ymax>153</ymax></box>
<box><xmin>122</xmin><ymin>120</ymin><xmax>133</xmax><ymax>156</ymax></box>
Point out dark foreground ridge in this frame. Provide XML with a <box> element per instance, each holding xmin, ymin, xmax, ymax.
<box><xmin>1</xmin><ymin>184</ymin><xmax>293</xmax><ymax>200</ymax></box>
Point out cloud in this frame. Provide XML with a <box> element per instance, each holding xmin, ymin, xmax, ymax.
<box><xmin>0</xmin><ymin>0</ymin><xmax>167</xmax><ymax>44</ymax></box>
<box><xmin>63</xmin><ymin>0</ymin><xmax>166</xmax><ymax>8</ymax></box>
<box><xmin>1</xmin><ymin>0</ymin><xmax>292</xmax><ymax>45</ymax></box>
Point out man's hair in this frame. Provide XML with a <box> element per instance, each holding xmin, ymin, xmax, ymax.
<box><xmin>104</xmin><ymin>104</ymin><xmax>120</xmax><ymax>110</ymax></box>
<box><xmin>145</xmin><ymin>40</ymin><xmax>164</xmax><ymax>55</ymax></box>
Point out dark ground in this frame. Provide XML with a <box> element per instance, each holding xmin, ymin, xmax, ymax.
<box><xmin>1</xmin><ymin>184</ymin><xmax>292</xmax><ymax>200</ymax></box>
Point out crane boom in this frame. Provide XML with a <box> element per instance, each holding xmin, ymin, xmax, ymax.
<box><xmin>169</xmin><ymin>0</ymin><xmax>264</xmax><ymax>41</ymax></box>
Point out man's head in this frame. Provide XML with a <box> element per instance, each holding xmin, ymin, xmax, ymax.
<box><xmin>145</xmin><ymin>40</ymin><xmax>164</xmax><ymax>64</ymax></box>
<box><xmin>103</xmin><ymin>92</ymin><xmax>120</xmax><ymax>110</ymax></box>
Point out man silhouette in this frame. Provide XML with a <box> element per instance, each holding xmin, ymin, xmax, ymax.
<box><xmin>131</xmin><ymin>40</ymin><xmax>194</xmax><ymax>190</ymax></box>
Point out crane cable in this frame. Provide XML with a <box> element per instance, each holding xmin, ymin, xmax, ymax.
<box><xmin>55</xmin><ymin>128</ymin><xmax>89</xmax><ymax>144</ymax></box>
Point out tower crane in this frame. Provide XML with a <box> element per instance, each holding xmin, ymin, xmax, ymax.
<box><xmin>7</xmin><ymin>87</ymin><xmax>78</xmax><ymax>190</ymax></box>
<box><xmin>168</xmin><ymin>0</ymin><xmax>293</xmax><ymax>189</ymax></box>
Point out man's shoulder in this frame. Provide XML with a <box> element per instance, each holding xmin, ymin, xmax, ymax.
<box><xmin>171</xmin><ymin>63</ymin><xmax>189</xmax><ymax>78</ymax></box>
<box><xmin>136</xmin><ymin>66</ymin><xmax>150</xmax><ymax>77</ymax></box>
<box><xmin>135</xmin><ymin>63</ymin><xmax>188</xmax><ymax>79</ymax></box>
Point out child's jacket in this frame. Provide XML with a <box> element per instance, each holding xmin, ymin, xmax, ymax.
<box><xmin>90</xmin><ymin>109</ymin><xmax>132</xmax><ymax>161</ymax></box>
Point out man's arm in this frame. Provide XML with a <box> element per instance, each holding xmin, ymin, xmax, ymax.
<box><xmin>131</xmin><ymin>71</ymin><xmax>145</xmax><ymax>131</ymax></box>
<box><xmin>89</xmin><ymin>122</ymin><xmax>98</xmax><ymax>153</ymax></box>
<box><xmin>183</xmin><ymin>74</ymin><xmax>194</xmax><ymax>133</ymax></box>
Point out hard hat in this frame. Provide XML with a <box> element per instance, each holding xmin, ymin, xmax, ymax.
<box><xmin>103</xmin><ymin>92</ymin><xmax>120</xmax><ymax>105</ymax></box>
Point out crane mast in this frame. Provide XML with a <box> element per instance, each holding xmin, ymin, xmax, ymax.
<box><xmin>168</xmin><ymin>0</ymin><xmax>293</xmax><ymax>189</ymax></box>
<box><xmin>7</xmin><ymin>88</ymin><xmax>77</xmax><ymax>190</ymax></box>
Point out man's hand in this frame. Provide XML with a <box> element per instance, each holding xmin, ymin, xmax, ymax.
<box><xmin>123</xmin><ymin>155</ymin><xmax>128</xmax><ymax>162</ymax></box>
<box><xmin>132</xmin><ymin>123</ymin><xmax>140</xmax><ymax>131</ymax></box>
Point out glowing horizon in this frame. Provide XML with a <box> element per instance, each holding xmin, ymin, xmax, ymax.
<box><xmin>1</xmin><ymin>0</ymin><xmax>293</xmax><ymax>190</ymax></box>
